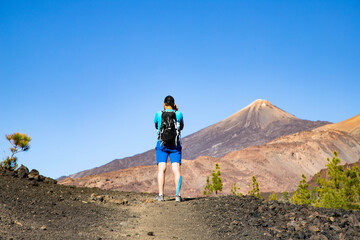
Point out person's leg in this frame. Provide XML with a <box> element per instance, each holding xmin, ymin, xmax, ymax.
<box><xmin>156</xmin><ymin>142</ymin><xmax>168</xmax><ymax>198</ymax></box>
<box><xmin>169</xmin><ymin>144</ymin><xmax>182</xmax><ymax>197</ymax></box>
<box><xmin>157</xmin><ymin>162</ymin><xmax>167</xmax><ymax>196</ymax></box>
<box><xmin>171</xmin><ymin>162</ymin><xmax>181</xmax><ymax>195</ymax></box>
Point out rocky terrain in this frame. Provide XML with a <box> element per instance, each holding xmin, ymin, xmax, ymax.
<box><xmin>60</xmin><ymin>114</ymin><xmax>360</xmax><ymax>197</ymax></box>
<box><xmin>2</xmin><ymin>167</ymin><xmax>360</xmax><ymax>239</ymax></box>
<box><xmin>64</xmin><ymin>99</ymin><xmax>329</xmax><ymax>180</ymax></box>
<box><xmin>195</xmin><ymin>195</ymin><xmax>360</xmax><ymax>240</ymax></box>
<box><xmin>0</xmin><ymin>166</ymin><xmax>135</xmax><ymax>240</ymax></box>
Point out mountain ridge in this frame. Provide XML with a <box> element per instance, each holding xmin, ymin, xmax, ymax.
<box><xmin>62</xmin><ymin>99</ymin><xmax>329</xmax><ymax>180</ymax></box>
<box><xmin>181</xmin><ymin>99</ymin><xmax>328</xmax><ymax>159</ymax></box>
<box><xmin>319</xmin><ymin>114</ymin><xmax>360</xmax><ymax>137</ymax></box>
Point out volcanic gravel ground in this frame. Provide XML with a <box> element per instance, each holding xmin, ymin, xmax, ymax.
<box><xmin>193</xmin><ymin>195</ymin><xmax>360</xmax><ymax>239</ymax></box>
<box><xmin>1</xmin><ymin>168</ymin><xmax>360</xmax><ymax>240</ymax></box>
<box><xmin>0</xmin><ymin>169</ymin><xmax>146</xmax><ymax>240</ymax></box>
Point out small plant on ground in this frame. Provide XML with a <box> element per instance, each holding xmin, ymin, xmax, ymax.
<box><xmin>248</xmin><ymin>176</ymin><xmax>262</xmax><ymax>199</ymax></box>
<box><xmin>280</xmin><ymin>191</ymin><xmax>289</xmax><ymax>202</ymax></box>
<box><xmin>230</xmin><ymin>182</ymin><xmax>243</xmax><ymax>196</ymax></box>
<box><xmin>290</xmin><ymin>174</ymin><xmax>312</xmax><ymax>205</ymax></box>
<box><xmin>1</xmin><ymin>133</ymin><xmax>31</xmax><ymax>170</ymax></box>
<box><xmin>268</xmin><ymin>191</ymin><xmax>278</xmax><ymax>201</ymax></box>
<box><xmin>203</xmin><ymin>163</ymin><xmax>223</xmax><ymax>196</ymax></box>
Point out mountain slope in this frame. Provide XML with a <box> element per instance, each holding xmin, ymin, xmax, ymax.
<box><xmin>67</xmin><ymin>99</ymin><xmax>329</xmax><ymax>179</ymax></box>
<box><xmin>181</xmin><ymin>99</ymin><xmax>328</xmax><ymax>158</ymax></box>
<box><xmin>60</xmin><ymin>114</ymin><xmax>360</xmax><ymax>196</ymax></box>
<box><xmin>319</xmin><ymin>114</ymin><xmax>360</xmax><ymax>138</ymax></box>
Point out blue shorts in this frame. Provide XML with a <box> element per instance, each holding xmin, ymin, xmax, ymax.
<box><xmin>156</xmin><ymin>141</ymin><xmax>182</xmax><ymax>165</ymax></box>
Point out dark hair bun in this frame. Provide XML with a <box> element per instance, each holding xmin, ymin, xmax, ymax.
<box><xmin>164</xmin><ymin>95</ymin><xmax>175</xmax><ymax>105</ymax></box>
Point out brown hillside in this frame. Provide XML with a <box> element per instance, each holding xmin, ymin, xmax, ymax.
<box><xmin>320</xmin><ymin>114</ymin><xmax>360</xmax><ymax>137</ymax></box>
<box><xmin>60</xmin><ymin>113</ymin><xmax>360</xmax><ymax>197</ymax></box>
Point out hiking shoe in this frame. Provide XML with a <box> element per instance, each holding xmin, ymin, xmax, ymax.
<box><xmin>175</xmin><ymin>195</ymin><xmax>183</xmax><ymax>202</ymax></box>
<box><xmin>154</xmin><ymin>195</ymin><xmax>164</xmax><ymax>201</ymax></box>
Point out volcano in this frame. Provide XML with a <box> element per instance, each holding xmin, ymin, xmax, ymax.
<box><xmin>181</xmin><ymin>99</ymin><xmax>328</xmax><ymax>158</ymax></box>
<box><xmin>64</xmin><ymin>99</ymin><xmax>329</xmax><ymax>179</ymax></box>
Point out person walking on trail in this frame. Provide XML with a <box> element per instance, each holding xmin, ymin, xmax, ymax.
<box><xmin>154</xmin><ymin>95</ymin><xmax>184</xmax><ymax>202</ymax></box>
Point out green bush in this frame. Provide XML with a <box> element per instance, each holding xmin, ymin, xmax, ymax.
<box><xmin>269</xmin><ymin>191</ymin><xmax>278</xmax><ymax>201</ymax></box>
<box><xmin>313</xmin><ymin>152</ymin><xmax>360</xmax><ymax>209</ymax></box>
<box><xmin>292</xmin><ymin>152</ymin><xmax>360</xmax><ymax>209</ymax></box>
<box><xmin>290</xmin><ymin>174</ymin><xmax>312</xmax><ymax>205</ymax></box>
<box><xmin>1</xmin><ymin>133</ymin><xmax>31</xmax><ymax>170</ymax></box>
<box><xmin>230</xmin><ymin>182</ymin><xmax>243</xmax><ymax>196</ymax></box>
<box><xmin>248</xmin><ymin>176</ymin><xmax>261</xmax><ymax>199</ymax></box>
<box><xmin>280</xmin><ymin>191</ymin><xmax>289</xmax><ymax>202</ymax></box>
<box><xmin>203</xmin><ymin>163</ymin><xmax>223</xmax><ymax>196</ymax></box>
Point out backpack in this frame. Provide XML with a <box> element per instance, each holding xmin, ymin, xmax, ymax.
<box><xmin>159</xmin><ymin>110</ymin><xmax>179</xmax><ymax>146</ymax></box>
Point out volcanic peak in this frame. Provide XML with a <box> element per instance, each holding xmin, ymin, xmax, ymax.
<box><xmin>244</xmin><ymin>99</ymin><xmax>272</xmax><ymax>109</ymax></box>
<box><xmin>219</xmin><ymin>99</ymin><xmax>297</xmax><ymax>129</ymax></box>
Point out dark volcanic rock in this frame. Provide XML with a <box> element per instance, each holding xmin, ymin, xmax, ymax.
<box><xmin>28</xmin><ymin>169</ymin><xmax>40</xmax><ymax>180</ymax></box>
<box><xmin>44</xmin><ymin>177</ymin><xmax>57</xmax><ymax>184</ymax></box>
<box><xmin>191</xmin><ymin>195</ymin><xmax>360</xmax><ymax>240</ymax></box>
<box><xmin>1</xmin><ymin>166</ymin><xmax>360</xmax><ymax>240</ymax></box>
<box><xmin>16</xmin><ymin>164</ymin><xmax>29</xmax><ymax>178</ymax></box>
<box><xmin>0</xmin><ymin>167</ymin><xmax>139</xmax><ymax>239</ymax></box>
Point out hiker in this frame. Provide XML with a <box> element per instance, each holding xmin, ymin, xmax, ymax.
<box><xmin>154</xmin><ymin>95</ymin><xmax>184</xmax><ymax>202</ymax></box>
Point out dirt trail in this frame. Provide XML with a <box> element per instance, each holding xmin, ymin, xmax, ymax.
<box><xmin>2</xmin><ymin>168</ymin><xmax>360</xmax><ymax>239</ymax></box>
<box><xmin>1</xmin><ymin>167</ymin><xmax>212</xmax><ymax>240</ymax></box>
<box><xmin>122</xmin><ymin>196</ymin><xmax>212</xmax><ymax>240</ymax></box>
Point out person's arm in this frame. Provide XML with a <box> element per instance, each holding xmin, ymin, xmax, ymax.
<box><xmin>178</xmin><ymin>111</ymin><xmax>184</xmax><ymax>130</ymax></box>
<box><xmin>154</xmin><ymin>112</ymin><xmax>159</xmax><ymax>130</ymax></box>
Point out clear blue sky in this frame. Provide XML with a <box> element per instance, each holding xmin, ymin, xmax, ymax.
<box><xmin>1</xmin><ymin>1</ymin><xmax>359</xmax><ymax>178</ymax></box>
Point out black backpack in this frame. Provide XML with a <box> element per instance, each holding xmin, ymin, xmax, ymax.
<box><xmin>159</xmin><ymin>111</ymin><xmax>179</xmax><ymax>146</ymax></box>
